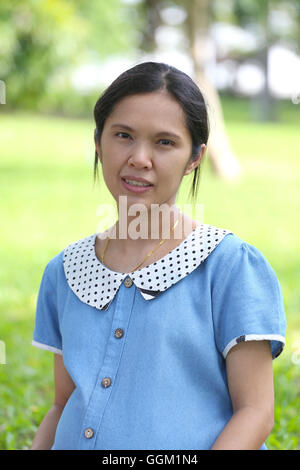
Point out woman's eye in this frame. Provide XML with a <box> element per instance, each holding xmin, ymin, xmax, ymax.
<box><xmin>159</xmin><ymin>139</ymin><xmax>174</xmax><ymax>146</ymax></box>
<box><xmin>116</xmin><ymin>132</ymin><xmax>131</xmax><ymax>139</ymax></box>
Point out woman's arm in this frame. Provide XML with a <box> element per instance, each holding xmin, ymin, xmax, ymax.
<box><xmin>30</xmin><ymin>353</ymin><xmax>75</xmax><ymax>450</ymax></box>
<box><xmin>211</xmin><ymin>340</ymin><xmax>274</xmax><ymax>450</ymax></box>
<box><xmin>30</xmin><ymin>403</ymin><xmax>65</xmax><ymax>450</ymax></box>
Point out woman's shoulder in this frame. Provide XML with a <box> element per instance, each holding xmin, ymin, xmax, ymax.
<box><xmin>198</xmin><ymin>223</ymin><xmax>243</xmax><ymax>257</ymax></box>
<box><xmin>202</xmin><ymin>225</ymin><xmax>273</xmax><ymax>273</ymax></box>
<box><xmin>42</xmin><ymin>232</ymin><xmax>97</xmax><ymax>282</ymax></box>
<box><xmin>41</xmin><ymin>248</ymin><xmax>65</xmax><ymax>285</ymax></box>
<box><xmin>207</xmin><ymin>228</ymin><xmax>280</xmax><ymax>287</ymax></box>
<box><xmin>211</xmin><ymin>229</ymin><xmax>271</xmax><ymax>262</ymax></box>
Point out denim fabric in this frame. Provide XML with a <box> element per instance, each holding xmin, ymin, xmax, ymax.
<box><xmin>32</xmin><ymin>231</ymin><xmax>286</xmax><ymax>450</ymax></box>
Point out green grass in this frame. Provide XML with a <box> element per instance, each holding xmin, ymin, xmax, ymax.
<box><xmin>0</xmin><ymin>97</ymin><xmax>300</xmax><ymax>449</ymax></box>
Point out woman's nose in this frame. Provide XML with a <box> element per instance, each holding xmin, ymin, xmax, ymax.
<box><xmin>128</xmin><ymin>142</ymin><xmax>153</xmax><ymax>168</ymax></box>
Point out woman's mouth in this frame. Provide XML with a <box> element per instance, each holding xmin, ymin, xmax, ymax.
<box><xmin>121</xmin><ymin>177</ymin><xmax>153</xmax><ymax>193</ymax></box>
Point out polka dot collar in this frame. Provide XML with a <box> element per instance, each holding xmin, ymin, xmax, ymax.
<box><xmin>63</xmin><ymin>223</ymin><xmax>233</xmax><ymax>311</ymax></box>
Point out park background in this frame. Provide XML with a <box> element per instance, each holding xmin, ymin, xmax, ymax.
<box><xmin>0</xmin><ymin>0</ymin><xmax>299</xmax><ymax>449</ymax></box>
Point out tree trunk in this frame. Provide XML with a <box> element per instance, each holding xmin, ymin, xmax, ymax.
<box><xmin>257</xmin><ymin>0</ymin><xmax>277</xmax><ymax>122</ymax></box>
<box><xmin>139</xmin><ymin>0</ymin><xmax>162</xmax><ymax>52</ymax></box>
<box><xmin>185</xmin><ymin>0</ymin><xmax>242</xmax><ymax>181</ymax></box>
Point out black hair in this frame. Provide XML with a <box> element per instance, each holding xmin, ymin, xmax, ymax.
<box><xmin>93</xmin><ymin>61</ymin><xmax>209</xmax><ymax>202</ymax></box>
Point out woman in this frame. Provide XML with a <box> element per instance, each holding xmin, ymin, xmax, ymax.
<box><xmin>31</xmin><ymin>62</ymin><xmax>286</xmax><ymax>450</ymax></box>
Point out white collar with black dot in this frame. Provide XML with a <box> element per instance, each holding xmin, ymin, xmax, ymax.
<box><xmin>63</xmin><ymin>223</ymin><xmax>233</xmax><ymax>311</ymax></box>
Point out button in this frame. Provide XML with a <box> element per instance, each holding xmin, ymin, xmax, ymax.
<box><xmin>101</xmin><ymin>377</ymin><xmax>111</xmax><ymax>388</ymax></box>
<box><xmin>114</xmin><ymin>328</ymin><xmax>124</xmax><ymax>339</ymax></box>
<box><xmin>84</xmin><ymin>428</ymin><xmax>94</xmax><ymax>439</ymax></box>
<box><xmin>124</xmin><ymin>277</ymin><xmax>133</xmax><ymax>288</ymax></box>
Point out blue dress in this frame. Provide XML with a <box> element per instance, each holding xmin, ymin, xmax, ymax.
<box><xmin>32</xmin><ymin>224</ymin><xmax>286</xmax><ymax>450</ymax></box>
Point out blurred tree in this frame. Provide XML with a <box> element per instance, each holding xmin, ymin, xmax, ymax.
<box><xmin>0</xmin><ymin>0</ymin><xmax>135</xmax><ymax>110</ymax></box>
<box><xmin>136</xmin><ymin>0</ymin><xmax>300</xmax><ymax>175</ymax></box>
<box><xmin>232</xmin><ymin>0</ymin><xmax>300</xmax><ymax>120</ymax></box>
<box><xmin>136</xmin><ymin>0</ymin><xmax>242</xmax><ymax>181</ymax></box>
<box><xmin>234</xmin><ymin>0</ymin><xmax>275</xmax><ymax>121</ymax></box>
<box><xmin>185</xmin><ymin>0</ymin><xmax>242</xmax><ymax>180</ymax></box>
<box><xmin>138</xmin><ymin>0</ymin><xmax>162</xmax><ymax>51</ymax></box>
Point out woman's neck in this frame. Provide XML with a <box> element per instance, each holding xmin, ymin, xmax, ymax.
<box><xmin>105</xmin><ymin>210</ymin><xmax>198</xmax><ymax>254</ymax></box>
<box><xmin>115</xmin><ymin>207</ymin><xmax>181</xmax><ymax>240</ymax></box>
<box><xmin>95</xmin><ymin>210</ymin><xmax>200</xmax><ymax>273</ymax></box>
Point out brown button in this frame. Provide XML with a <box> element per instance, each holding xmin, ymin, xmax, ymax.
<box><xmin>115</xmin><ymin>328</ymin><xmax>124</xmax><ymax>339</ymax></box>
<box><xmin>101</xmin><ymin>377</ymin><xmax>111</xmax><ymax>388</ymax></box>
<box><xmin>124</xmin><ymin>277</ymin><xmax>133</xmax><ymax>288</ymax></box>
<box><xmin>84</xmin><ymin>428</ymin><xmax>94</xmax><ymax>439</ymax></box>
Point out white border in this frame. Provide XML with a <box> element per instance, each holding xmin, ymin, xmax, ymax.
<box><xmin>32</xmin><ymin>340</ymin><xmax>63</xmax><ymax>355</ymax></box>
<box><xmin>223</xmin><ymin>334</ymin><xmax>286</xmax><ymax>359</ymax></box>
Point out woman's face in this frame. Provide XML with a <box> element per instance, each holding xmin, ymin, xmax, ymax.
<box><xmin>95</xmin><ymin>90</ymin><xmax>204</xmax><ymax>212</ymax></box>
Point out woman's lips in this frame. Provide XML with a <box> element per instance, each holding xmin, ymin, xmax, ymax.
<box><xmin>121</xmin><ymin>177</ymin><xmax>153</xmax><ymax>193</ymax></box>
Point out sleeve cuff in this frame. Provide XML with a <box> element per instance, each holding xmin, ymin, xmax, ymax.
<box><xmin>222</xmin><ymin>334</ymin><xmax>285</xmax><ymax>360</ymax></box>
<box><xmin>32</xmin><ymin>340</ymin><xmax>63</xmax><ymax>355</ymax></box>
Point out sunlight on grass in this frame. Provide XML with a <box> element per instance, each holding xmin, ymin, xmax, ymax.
<box><xmin>1</xmin><ymin>97</ymin><xmax>299</xmax><ymax>449</ymax></box>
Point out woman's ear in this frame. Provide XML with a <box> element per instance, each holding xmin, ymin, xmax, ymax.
<box><xmin>184</xmin><ymin>144</ymin><xmax>206</xmax><ymax>176</ymax></box>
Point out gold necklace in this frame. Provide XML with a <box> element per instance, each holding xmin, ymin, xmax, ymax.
<box><xmin>101</xmin><ymin>214</ymin><xmax>181</xmax><ymax>272</ymax></box>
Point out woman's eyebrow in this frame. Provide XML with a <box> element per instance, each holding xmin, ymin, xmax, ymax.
<box><xmin>110</xmin><ymin>123</ymin><xmax>182</xmax><ymax>140</ymax></box>
<box><xmin>155</xmin><ymin>131</ymin><xmax>182</xmax><ymax>141</ymax></box>
<box><xmin>110</xmin><ymin>123</ymin><xmax>134</xmax><ymax>131</ymax></box>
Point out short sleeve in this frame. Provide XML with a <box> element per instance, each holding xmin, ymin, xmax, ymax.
<box><xmin>32</xmin><ymin>263</ymin><xmax>62</xmax><ymax>355</ymax></box>
<box><xmin>212</xmin><ymin>242</ymin><xmax>286</xmax><ymax>360</ymax></box>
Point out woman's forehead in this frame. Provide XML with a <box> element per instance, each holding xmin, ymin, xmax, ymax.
<box><xmin>104</xmin><ymin>91</ymin><xmax>188</xmax><ymax>132</ymax></box>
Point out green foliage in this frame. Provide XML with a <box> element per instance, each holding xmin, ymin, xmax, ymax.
<box><xmin>0</xmin><ymin>97</ymin><xmax>299</xmax><ymax>449</ymax></box>
<box><xmin>0</xmin><ymin>0</ymin><xmax>136</xmax><ymax>112</ymax></box>
<box><xmin>232</xmin><ymin>0</ymin><xmax>300</xmax><ymax>45</ymax></box>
